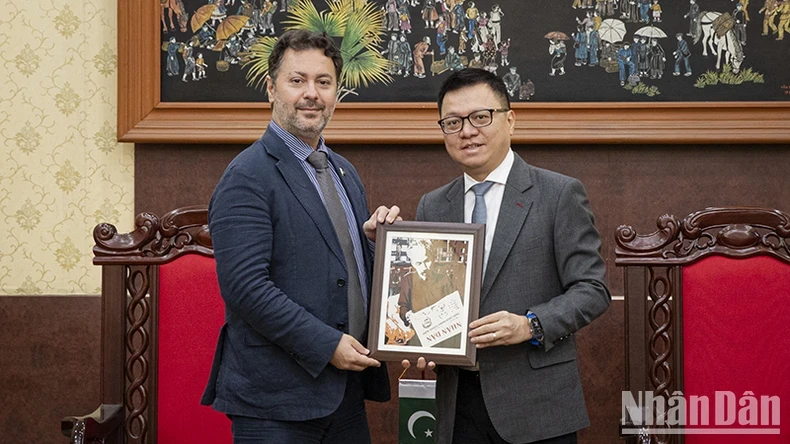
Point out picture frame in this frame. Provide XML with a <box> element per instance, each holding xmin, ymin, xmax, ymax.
<box><xmin>367</xmin><ymin>221</ymin><xmax>484</xmax><ymax>366</ymax></box>
<box><xmin>119</xmin><ymin>0</ymin><xmax>790</xmax><ymax>144</ymax></box>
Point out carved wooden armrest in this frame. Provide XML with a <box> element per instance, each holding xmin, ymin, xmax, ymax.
<box><xmin>620</xmin><ymin>418</ymin><xmax>656</xmax><ymax>444</ymax></box>
<box><xmin>61</xmin><ymin>404</ymin><xmax>123</xmax><ymax>444</ymax></box>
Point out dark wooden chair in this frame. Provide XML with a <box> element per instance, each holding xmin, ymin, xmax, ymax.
<box><xmin>61</xmin><ymin>206</ymin><xmax>232</xmax><ymax>444</ymax></box>
<box><xmin>615</xmin><ymin>207</ymin><xmax>790</xmax><ymax>444</ymax></box>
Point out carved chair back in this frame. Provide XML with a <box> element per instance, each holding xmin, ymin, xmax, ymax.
<box><xmin>615</xmin><ymin>207</ymin><xmax>790</xmax><ymax>444</ymax></box>
<box><xmin>91</xmin><ymin>206</ymin><xmax>231</xmax><ymax>444</ymax></box>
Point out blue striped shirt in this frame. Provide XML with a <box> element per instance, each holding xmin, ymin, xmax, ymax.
<box><xmin>268</xmin><ymin>122</ymin><xmax>369</xmax><ymax>306</ymax></box>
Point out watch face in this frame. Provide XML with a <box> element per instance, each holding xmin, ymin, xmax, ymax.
<box><xmin>530</xmin><ymin>318</ymin><xmax>544</xmax><ymax>338</ymax></box>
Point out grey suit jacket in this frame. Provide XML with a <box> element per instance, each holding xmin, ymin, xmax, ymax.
<box><xmin>417</xmin><ymin>154</ymin><xmax>610</xmax><ymax>443</ymax></box>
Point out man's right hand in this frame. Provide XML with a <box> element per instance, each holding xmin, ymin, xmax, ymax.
<box><xmin>330</xmin><ymin>334</ymin><xmax>381</xmax><ymax>371</ymax></box>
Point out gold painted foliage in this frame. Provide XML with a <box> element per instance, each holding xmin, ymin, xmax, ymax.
<box><xmin>14</xmin><ymin>44</ymin><xmax>42</xmax><ymax>77</ymax></box>
<box><xmin>55</xmin><ymin>237</ymin><xmax>81</xmax><ymax>271</ymax></box>
<box><xmin>55</xmin><ymin>160</ymin><xmax>82</xmax><ymax>193</ymax></box>
<box><xmin>93</xmin><ymin>43</ymin><xmax>116</xmax><ymax>76</ymax></box>
<box><xmin>92</xmin><ymin>198</ymin><xmax>121</xmax><ymax>225</ymax></box>
<box><xmin>54</xmin><ymin>4</ymin><xmax>81</xmax><ymax>37</ymax></box>
<box><xmin>54</xmin><ymin>82</ymin><xmax>81</xmax><ymax>116</ymax></box>
<box><xmin>0</xmin><ymin>0</ymin><xmax>133</xmax><ymax>295</ymax></box>
<box><xmin>14</xmin><ymin>122</ymin><xmax>42</xmax><ymax>154</ymax></box>
<box><xmin>93</xmin><ymin>121</ymin><xmax>117</xmax><ymax>153</ymax></box>
<box><xmin>16</xmin><ymin>277</ymin><xmax>44</xmax><ymax>295</ymax></box>
<box><xmin>15</xmin><ymin>199</ymin><xmax>43</xmax><ymax>232</ymax></box>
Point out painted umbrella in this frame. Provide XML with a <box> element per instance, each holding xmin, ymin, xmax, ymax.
<box><xmin>216</xmin><ymin>15</ymin><xmax>250</xmax><ymax>40</ymax></box>
<box><xmin>544</xmin><ymin>31</ymin><xmax>570</xmax><ymax>40</ymax></box>
<box><xmin>598</xmin><ymin>18</ymin><xmax>627</xmax><ymax>43</ymax></box>
<box><xmin>635</xmin><ymin>25</ymin><xmax>668</xmax><ymax>39</ymax></box>
<box><xmin>190</xmin><ymin>4</ymin><xmax>216</xmax><ymax>33</ymax></box>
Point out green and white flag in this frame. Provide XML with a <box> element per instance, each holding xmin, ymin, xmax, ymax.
<box><xmin>399</xmin><ymin>379</ymin><xmax>438</xmax><ymax>444</ymax></box>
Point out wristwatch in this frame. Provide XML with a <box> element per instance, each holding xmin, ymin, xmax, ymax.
<box><xmin>526</xmin><ymin>311</ymin><xmax>544</xmax><ymax>346</ymax></box>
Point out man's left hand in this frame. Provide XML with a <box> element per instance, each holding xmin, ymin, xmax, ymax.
<box><xmin>469</xmin><ymin>310</ymin><xmax>532</xmax><ymax>348</ymax></box>
<box><xmin>363</xmin><ymin>205</ymin><xmax>401</xmax><ymax>240</ymax></box>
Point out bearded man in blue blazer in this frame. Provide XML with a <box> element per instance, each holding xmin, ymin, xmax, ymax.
<box><xmin>201</xmin><ymin>30</ymin><xmax>400</xmax><ymax>443</ymax></box>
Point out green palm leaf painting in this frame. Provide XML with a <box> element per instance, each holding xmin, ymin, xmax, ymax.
<box><xmin>243</xmin><ymin>36</ymin><xmax>278</xmax><ymax>90</ymax></box>
<box><xmin>282</xmin><ymin>0</ymin><xmax>345</xmax><ymax>36</ymax></box>
<box><xmin>242</xmin><ymin>0</ymin><xmax>391</xmax><ymax>100</ymax></box>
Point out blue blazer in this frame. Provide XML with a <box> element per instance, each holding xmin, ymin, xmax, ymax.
<box><xmin>201</xmin><ymin>127</ymin><xmax>390</xmax><ymax>420</ymax></box>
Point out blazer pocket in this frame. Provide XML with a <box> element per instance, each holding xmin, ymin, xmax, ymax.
<box><xmin>528</xmin><ymin>341</ymin><xmax>576</xmax><ymax>369</ymax></box>
<box><xmin>517</xmin><ymin>236</ymin><xmax>546</xmax><ymax>253</ymax></box>
<box><xmin>243</xmin><ymin>328</ymin><xmax>274</xmax><ymax>347</ymax></box>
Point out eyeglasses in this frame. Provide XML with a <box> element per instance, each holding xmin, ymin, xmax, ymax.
<box><xmin>437</xmin><ymin>108</ymin><xmax>510</xmax><ymax>134</ymax></box>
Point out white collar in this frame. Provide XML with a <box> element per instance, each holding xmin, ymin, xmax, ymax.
<box><xmin>464</xmin><ymin>149</ymin><xmax>514</xmax><ymax>192</ymax></box>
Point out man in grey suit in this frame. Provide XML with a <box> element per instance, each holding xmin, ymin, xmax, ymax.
<box><xmin>201</xmin><ymin>30</ymin><xmax>400</xmax><ymax>443</ymax></box>
<box><xmin>408</xmin><ymin>68</ymin><xmax>611</xmax><ymax>444</ymax></box>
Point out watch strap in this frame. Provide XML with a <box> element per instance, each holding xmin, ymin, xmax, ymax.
<box><xmin>526</xmin><ymin>310</ymin><xmax>544</xmax><ymax>346</ymax></box>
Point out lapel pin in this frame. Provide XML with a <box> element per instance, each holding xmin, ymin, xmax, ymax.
<box><xmin>339</xmin><ymin>167</ymin><xmax>346</xmax><ymax>177</ymax></box>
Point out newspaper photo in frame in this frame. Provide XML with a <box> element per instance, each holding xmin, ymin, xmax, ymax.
<box><xmin>368</xmin><ymin>221</ymin><xmax>484</xmax><ymax>366</ymax></box>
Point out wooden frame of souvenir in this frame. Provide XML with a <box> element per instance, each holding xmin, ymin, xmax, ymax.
<box><xmin>367</xmin><ymin>221</ymin><xmax>484</xmax><ymax>367</ymax></box>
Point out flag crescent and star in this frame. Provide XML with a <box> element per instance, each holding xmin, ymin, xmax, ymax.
<box><xmin>408</xmin><ymin>410</ymin><xmax>436</xmax><ymax>438</ymax></box>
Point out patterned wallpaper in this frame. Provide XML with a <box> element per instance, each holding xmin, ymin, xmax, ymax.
<box><xmin>0</xmin><ymin>0</ymin><xmax>134</xmax><ymax>295</ymax></box>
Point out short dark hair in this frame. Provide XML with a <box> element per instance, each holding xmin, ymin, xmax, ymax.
<box><xmin>437</xmin><ymin>68</ymin><xmax>510</xmax><ymax>115</ymax></box>
<box><xmin>268</xmin><ymin>30</ymin><xmax>343</xmax><ymax>81</ymax></box>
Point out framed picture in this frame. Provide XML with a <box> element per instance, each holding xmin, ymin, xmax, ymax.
<box><xmin>367</xmin><ymin>221</ymin><xmax>484</xmax><ymax>366</ymax></box>
<box><xmin>119</xmin><ymin>0</ymin><xmax>790</xmax><ymax>144</ymax></box>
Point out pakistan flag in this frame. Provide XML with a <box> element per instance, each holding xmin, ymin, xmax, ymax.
<box><xmin>399</xmin><ymin>379</ymin><xmax>437</xmax><ymax>444</ymax></box>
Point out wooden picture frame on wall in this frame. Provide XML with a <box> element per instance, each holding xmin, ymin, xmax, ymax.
<box><xmin>119</xmin><ymin>0</ymin><xmax>790</xmax><ymax>145</ymax></box>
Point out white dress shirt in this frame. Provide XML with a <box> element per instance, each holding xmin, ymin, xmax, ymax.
<box><xmin>463</xmin><ymin>149</ymin><xmax>514</xmax><ymax>274</ymax></box>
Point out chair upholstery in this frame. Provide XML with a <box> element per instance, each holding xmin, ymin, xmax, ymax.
<box><xmin>62</xmin><ymin>206</ymin><xmax>231</xmax><ymax>444</ymax></box>
<box><xmin>158</xmin><ymin>254</ymin><xmax>228</xmax><ymax>443</ymax></box>
<box><xmin>615</xmin><ymin>207</ymin><xmax>790</xmax><ymax>444</ymax></box>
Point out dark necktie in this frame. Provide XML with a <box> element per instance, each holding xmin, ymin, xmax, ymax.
<box><xmin>306</xmin><ymin>150</ymin><xmax>366</xmax><ymax>341</ymax></box>
<box><xmin>471</xmin><ymin>181</ymin><xmax>495</xmax><ymax>224</ymax></box>
<box><xmin>463</xmin><ymin>180</ymin><xmax>496</xmax><ymax>371</ymax></box>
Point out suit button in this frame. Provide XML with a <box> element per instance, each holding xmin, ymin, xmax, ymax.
<box><xmin>337</xmin><ymin>279</ymin><xmax>346</xmax><ymax>287</ymax></box>
<box><xmin>336</xmin><ymin>322</ymin><xmax>345</xmax><ymax>330</ymax></box>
